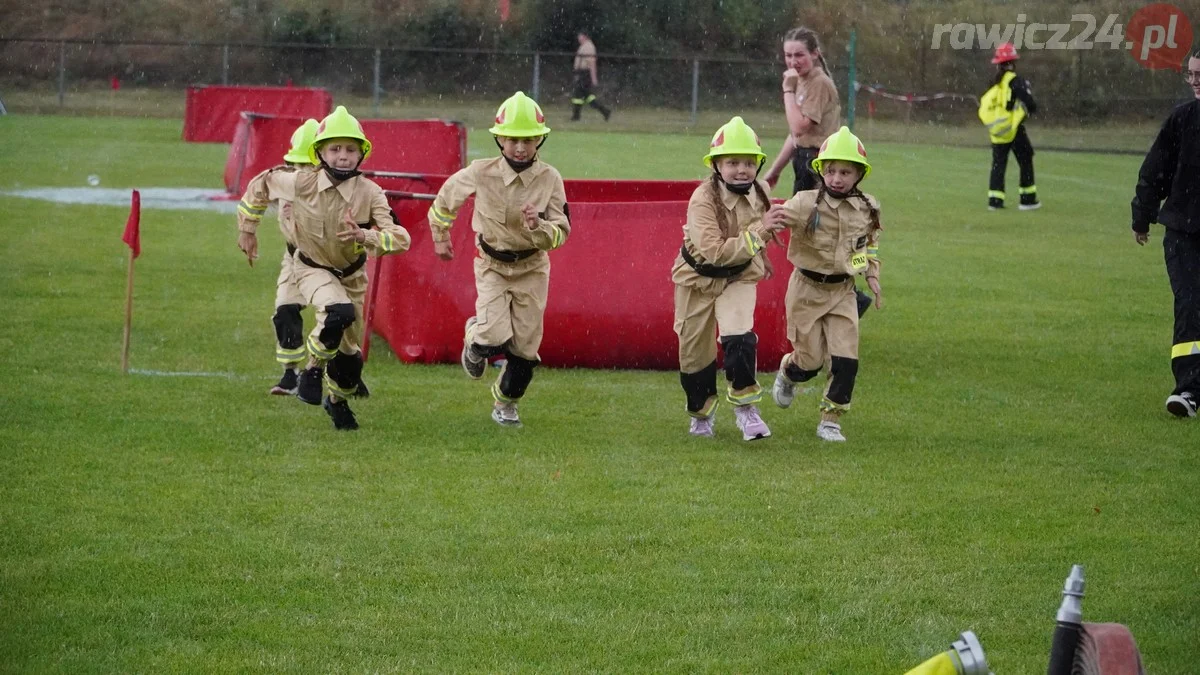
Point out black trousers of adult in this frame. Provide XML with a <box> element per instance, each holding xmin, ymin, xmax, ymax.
<box><xmin>570</xmin><ymin>70</ymin><xmax>610</xmax><ymax>119</ymax></box>
<box><xmin>1164</xmin><ymin>228</ymin><xmax>1200</xmax><ymax>395</ymax></box>
<box><xmin>791</xmin><ymin>145</ymin><xmax>820</xmax><ymax>194</ymax></box>
<box><xmin>989</xmin><ymin>124</ymin><xmax>1035</xmax><ymax>195</ymax></box>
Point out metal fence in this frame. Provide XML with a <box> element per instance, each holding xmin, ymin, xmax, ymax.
<box><xmin>1</xmin><ymin>37</ymin><xmax>1192</xmax><ymax>128</ymax></box>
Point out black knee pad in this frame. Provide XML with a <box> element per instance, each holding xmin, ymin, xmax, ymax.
<box><xmin>499</xmin><ymin>352</ymin><xmax>539</xmax><ymax>400</ymax></box>
<box><xmin>785</xmin><ymin>361</ymin><xmax>821</xmax><ymax>383</ymax></box>
<box><xmin>272</xmin><ymin>304</ymin><xmax>304</xmax><ymax>349</ymax></box>
<box><xmin>720</xmin><ymin>332</ymin><xmax>759</xmax><ymax>391</ymax></box>
<box><xmin>827</xmin><ymin>356</ymin><xmax>860</xmax><ymax>406</ymax></box>
<box><xmin>327</xmin><ymin>350</ymin><xmax>364</xmax><ymax>391</ymax></box>
<box><xmin>856</xmin><ymin>289</ymin><xmax>872</xmax><ymax>318</ymax></box>
<box><xmin>318</xmin><ymin>303</ymin><xmax>357</xmax><ymax>350</ymax></box>
<box><xmin>680</xmin><ymin>360</ymin><xmax>719</xmax><ymax>415</ymax></box>
<box><xmin>470</xmin><ymin>342</ymin><xmax>506</xmax><ymax>361</ymax></box>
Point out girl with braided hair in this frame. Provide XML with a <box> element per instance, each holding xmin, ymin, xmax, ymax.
<box><xmin>760</xmin><ymin>126</ymin><xmax>883</xmax><ymax>442</ymax></box>
<box><xmin>672</xmin><ymin>117</ymin><xmax>778</xmax><ymax>440</ymax></box>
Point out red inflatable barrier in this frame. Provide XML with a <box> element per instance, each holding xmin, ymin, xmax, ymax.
<box><xmin>223</xmin><ymin>114</ymin><xmax>468</xmax><ymax>195</ymax></box>
<box><xmin>368</xmin><ymin>177</ymin><xmax>793</xmax><ymax>371</ymax></box>
<box><xmin>184</xmin><ymin>85</ymin><xmax>332</xmax><ymax>143</ymax></box>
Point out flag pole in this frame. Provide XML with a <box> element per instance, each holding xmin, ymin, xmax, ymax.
<box><xmin>120</xmin><ymin>189</ymin><xmax>141</xmax><ymax>373</ymax></box>
<box><xmin>121</xmin><ymin>247</ymin><xmax>135</xmax><ymax>373</ymax></box>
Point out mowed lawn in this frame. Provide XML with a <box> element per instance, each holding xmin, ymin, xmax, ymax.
<box><xmin>0</xmin><ymin>115</ymin><xmax>1197</xmax><ymax>673</ymax></box>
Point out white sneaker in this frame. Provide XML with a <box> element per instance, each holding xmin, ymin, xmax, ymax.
<box><xmin>772</xmin><ymin>355</ymin><xmax>796</xmax><ymax>408</ymax></box>
<box><xmin>689</xmin><ymin>415</ymin><xmax>715</xmax><ymax>437</ymax></box>
<box><xmin>1166</xmin><ymin>392</ymin><xmax>1197</xmax><ymax>418</ymax></box>
<box><xmin>491</xmin><ymin>401</ymin><xmax>521</xmax><ymax>427</ymax></box>
<box><xmin>816</xmin><ymin>420</ymin><xmax>846</xmax><ymax>442</ymax></box>
<box><xmin>462</xmin><ymin>317</ymin><xmax>486</xmax><ymax>379</ymax></box>
<box><xmin>734</xmin><ymin>405</ymin><xmax>771</xmax><ymax>441</ymax></box>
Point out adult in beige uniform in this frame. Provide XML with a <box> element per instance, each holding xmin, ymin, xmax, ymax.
<box><xmin>570</xmin><ymin>31</ymin><xmax>611</xmax><ymax>122</ymax></box>
<box><xmin>238</xmin><ymin>106</ymin><xmax>410</xmax><ymax>430</ymax></box>
<box><xmin>763</xmin><ymin>27</ymin><xmax>841</xmax><ymax>195</ymax></box>
<box><xmin>674</xmin><ymin>117</ymin><xmax>775</xmax><ymax>440</ymax></box>
<box><xmin>428</xmin><ymin>92</ymin><xmax>569</xmax><ymax>427</ymax></box>
<box><xmin>762</xmin><ymin>127</ymin><xmax>883</xmax><ymax>443</ymax></box>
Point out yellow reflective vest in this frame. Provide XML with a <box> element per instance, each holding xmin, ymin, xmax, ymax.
<box><xmin>978</xmin><ymin>71</ymin><xmax>1026</xmax><ymax>144</ymax></box>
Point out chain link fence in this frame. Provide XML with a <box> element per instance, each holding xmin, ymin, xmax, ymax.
<box><xmin>1</xmin><ymin>37</ymin><xmax>1189</xmax><ymax>148</ymax></box>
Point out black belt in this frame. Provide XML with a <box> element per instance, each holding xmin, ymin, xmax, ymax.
<box><xmin>478</xmin><ymin>235</ymin><xmax>538</xmax><ymax>264</ymax></box>
<box><xmin>800</xmin><ymin>268</ymin><xmax>850</xmax><ymax>284</ymax></box>
<box><xmin>680</xmin><ymin>245</ymin><xmax>752</xmax><ymax>279</ymax></box>
<box><xmin>286</xmin><ymin>243</ymin><xmax>296</xmax><ymax>255</ymax></box>
<box><xmin>297</xmin><ymin>251</ymin><xmax>367</xmax><ymax>279</ymax></box>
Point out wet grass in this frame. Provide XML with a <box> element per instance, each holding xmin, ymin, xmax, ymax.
<box><xmin>0</xmin><ymin>115</ymin><xmax>1197</xmax><ymax>672</ymax></box>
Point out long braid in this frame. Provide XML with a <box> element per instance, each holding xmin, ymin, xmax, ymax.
<box><xmin>849</xmin><ymin>187</ymin><xmax>881</xmax><ymax>231</ymax></box>
<box><xmin>709</xmin><ymin>173</ymin><xmax>732</xmax><ymax>238</ymax></box>
<box><xmin>806</xmin><ymin>183</ymin><xmax>826</xmax><ymax>236</ymax></box>
<box><xmin>750</xmin><ymin>180</ymin><xmax>775</xmax><ymax>277</ymax></box>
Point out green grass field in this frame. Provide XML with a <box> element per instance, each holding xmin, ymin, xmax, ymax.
<box><xmin>1</xmin><ymin>113</ymin><xmax>1197</xmax><ymax>673</ymax></box>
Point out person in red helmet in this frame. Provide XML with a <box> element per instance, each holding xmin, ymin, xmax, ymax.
<box><xmin>978</xmin><ymin>42</ymin><xmax>1040</xmax><ymax>211</ymax></box>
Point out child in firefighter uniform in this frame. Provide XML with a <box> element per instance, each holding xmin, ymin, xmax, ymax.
<box><xmin>237</xmin><ymin>106</ymin><xmax>410</xmax><ymax>430</ymax></box>
<box><xmin>761</xmin><ymin>126</ymin><xmax>883</xmax><ymax>442</ymax></box>
<box><xmin>673</xmin><ymin>116</ymin><xmax>776</xmax><ymax>440</ymax></box>
<box><xmin>266</xmin><ymin>118</ymin><xmax>318</xmax><ymax>396</ymax></box>
<box><xmin>427</xmin><ymin>92</ymin><xmax>570</xmax><ymax>427</ymax></box>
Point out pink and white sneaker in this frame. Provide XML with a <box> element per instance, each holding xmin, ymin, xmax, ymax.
<box><xmin>734</xmin><ymin>405</ymin><xmax>771</xmax><ymax>441</ymax></box>
<box><xmin>689</xmin><ymin>415</ymin><xmax>715</xmax><ymax>438</ymax></box>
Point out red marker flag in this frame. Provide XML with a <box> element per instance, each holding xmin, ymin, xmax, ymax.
<box><xmin>122</xmin><ymin>189</ymin><xmax>141</xmax><ymax>258</ymax></box>
<box><xmin>499</xmin><ymin>0</ymin><xmax>510</xmax><ymax>22</ymax></box>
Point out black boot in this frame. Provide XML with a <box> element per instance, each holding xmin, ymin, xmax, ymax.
<box><xmin>295</xmin><ymin>366</ymin><xmax>324</xmax><ymax>405</ymax></box>
<box><xmin>323</xmin><ymin>396</ymin><xmax>359</xmax><ymax>430</ymax></box>
<box><xmin>353</xmin><ymin>378</ymin><xmax>370</xmax><ymax>399</ymax></box>
<box><xmin>270</xmin><ymin>367</ymin><xmax>299</xmax><ymax>396</ymax></box>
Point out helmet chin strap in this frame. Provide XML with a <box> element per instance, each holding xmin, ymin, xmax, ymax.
<box><xmin>320</xmin><ymin>158</ymin><xmax>363</xmax><ymax>182</ymax></box>
<box><xmin>713</xmin><ymin>158</ymin><xmax>764</xmax><ymax>195</ymax></box>
<box><xmin>494</xmin><ymin>136</ymin><xmax>546</xmax><ymax>173</ymax></box>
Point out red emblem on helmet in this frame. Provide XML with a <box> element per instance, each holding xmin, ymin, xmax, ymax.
<box><xmin>535</xmin><ymin>108</ymin><xmax>545</xmax><ymax>124</ymax></box>
<box><xmin>317</xmin><ymin>121</ymin><xmax>326</xmax><ymax>134</ymax></box>
<box><xmin>712</xmin><ymin>131</ymin><xmax>724</xmax><ymax>147</ymax></box>
<box><xmin>496</xmin><ymin>108</ymin><xmax>506</xmax><ymax>125</ymax></box>
<box><xmin>857</xmin><ymin>141</ymin><xmax>867</xmax><ymax>158</ymax></box>
<box><xmin>819</xmin><ymin>139</ymin><xmax>829</xmax><ymax>153</ymax></box>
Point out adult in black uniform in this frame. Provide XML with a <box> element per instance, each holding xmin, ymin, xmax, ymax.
<box><xmin>985</xmin><ymin>42</ymin><xmax>1041</xmax><ymax>211</ymax></box>
<box><xmin>1131</xmin><ymin>48</ymin><xmax>1200</xmax><ymax>418</ymax></box>
<box><xmin>570</xmin><ymin>31</ymin><xmax>611</xmax><ymax>122</ymax></box>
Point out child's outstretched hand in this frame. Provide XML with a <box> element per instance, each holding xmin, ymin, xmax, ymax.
<box><xmin>762</xmin><ymin>204</ymin><xmax>790</xmax><ymax>231</ymax></box>
<box><xmin>237</xmin><ymin>232</ymin><xmax>258</xmax><ymax>267</ymax></box>
<box><xmin>867</xmin><ymin>276</ymin><xmax>883</xmax><ymax>309</ymax></box>
<box><xmin>521</xmin><ymin>203</ymin><xmax>539</xmax><ymax>230</ymax></box>
<box><xmin>335</xmin><ymin>208</ymin><xmax>366</xmax><ymax>244</ymax></box>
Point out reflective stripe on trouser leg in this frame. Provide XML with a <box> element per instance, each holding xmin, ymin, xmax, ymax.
<box><xmin>493</xmin><ymin>352</ymin><xmax>538</xmax><ymax>402</ymax></box>
<box><xmin>821</xmin><ymin>355</ymin><xmax>859</xmax><ymax>415</ymax></box>
<box><xmin>1166</xmin><ymin>229</ymin><xmax>1200</xmax><ymax>394</ymax></box>
<box><xmin>325</xmin><ymin>350</ymin><xmax>363</xmax><ymax>400</ymax></box>
<box><xmin>680</xmin><ymin>360</ymin><xmax>719</xmax><ymax>417</ymax></box>
<box><xmin>720</xmin><ymin>332</ymin><xmax>761</xmax><ymax>405</ymax></box>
